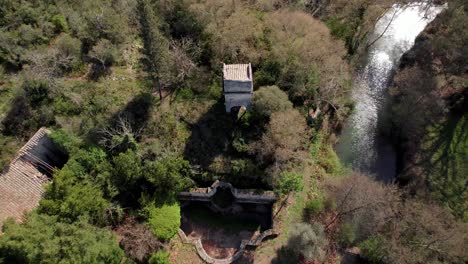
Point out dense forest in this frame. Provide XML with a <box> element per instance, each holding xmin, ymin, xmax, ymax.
<box><xmin>0</xmin><ymin>0</ymin><xmax>466</xmax><ymax>264</ymax></box>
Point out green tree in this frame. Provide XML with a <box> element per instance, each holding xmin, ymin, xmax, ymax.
<box><xmin>359</xmin><ymin>235</ymin><xmax>387</xmax><ymax>264</ymax></box>
<box><xmin>145</xmin><ymin>203</ymin><xmax>181</xmax><ymax>241</ymax></box>
<box><xmin>39</xmin><ymin>162</ymin><xmax>109</xmax><ymax>224</ymax></box>
<box><xmin>138</xmin><ymin>0</ymin><xmax>172</xmax><ymax>99</ymax></box>
<box><xmin>148</xmin><ymin>251</ymin><xmax>170</xmax><ymax>264</ymax></box>
<box><xmin>252</xmin><ymin>85</ymin><xmax>293</xmax><ymax>118</ymax></box>
<box><xmin>0</xmin><ymin>213</ymin><xmax>124</xmax><ymax>263</ymax></box>
<box><xmin>143</xmin><ymin>157</ymin><xmax>193</xmax><ymax>201</ymax></box>
<box><xmin>112</xmin><ymin>149</ymin><xmax>143</xmax><ymax>191</ymax></box>
<box><xmin>39</xmin><ymin>147</ymin><xmax>116</xmax><ymax>223</ymax></box>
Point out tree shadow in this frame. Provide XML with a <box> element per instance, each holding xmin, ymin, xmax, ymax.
<box><xmin>182</xmin><ymin>100</ymin><xmax>235</xmax><ymax>172</ymax></box>
<box><xmin>270</xmin><ymin>246</ymin><xmax>299</xmax><ymax>264</ymax></box>
<box><xmin>86</xmin><ymin>92</ymin><xmax>154</xmax><ymax>148</ymax></box>
<box><xmin>87</xmin><ymin>64</ymin><xmax>112</xmax><ymax>81</ymax></box>
<box><xmin>418</xmin><ymin>112</ymin><xmax>467</xmax><ymax>217</ymax></box>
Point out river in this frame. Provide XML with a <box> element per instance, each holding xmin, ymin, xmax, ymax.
<box><xmin>337</xmin><ymin>2</ymin><xmax>446</xmax><ymax>182</ymax></box>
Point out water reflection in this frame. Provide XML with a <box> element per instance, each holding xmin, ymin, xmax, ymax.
<box><xmin>338</xmin><ymin>3</ymin><xmax>446</xmax><ymax>181</ymax></box>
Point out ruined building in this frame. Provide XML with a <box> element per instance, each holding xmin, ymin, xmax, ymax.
<box><xmin>222</xmin><ymin>63</ymin><xmax>253</xmax><ymax>113</ymax></box>
<box><xmin>0</xmin><ymin>128</ymin><xmax>65</xmax><ymax>228</ymax></box>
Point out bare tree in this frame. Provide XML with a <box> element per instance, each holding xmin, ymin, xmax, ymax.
<box><xmin>100</xmin><ymin>115</ymin><xmax>143</xmax><ymax>151</ymax></box>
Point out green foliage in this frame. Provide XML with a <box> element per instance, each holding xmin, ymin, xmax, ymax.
<box><xmin>425</xmin><ymin>114</ymin><xmax>468</xmax><ymax>221</ymax></box>
<box><xmin>318</xmin><ymin>145</ymin><xmax>345</xmax><ymax>177</ymax></box>
<box><xmin>39</xmin><ymin>146</ymin><xmax>117</xmax><ymax>223</ymax></box>
<box><xmin>112</xmin><ymin>149</ymin><xmax>143</xmax><ymax>190</ymax></box>
<box><xmin>78</xmin><ymin>0</ymin><xmax>130</xmax><ymax>46</ymax></box>
<box><xmin>138</xmin><ymin>0</ymin><xmax>173</xmax><ymax>93</ymax></box>
<box><xmin>0</xmin><ymin>135</ymin><xmax>19</xmax><ymax>171</ymax></box>
<box><xmin>287</xmin><ymin>223</ymin><xmax>327</xmax><ymax>262</ymax></box>
<box><xmin>39</xmin><ymin>160</ymin><xmax>110</xmax><ymax>223</ymax></box>
<box><xmin>359</xmin><ymin>236</ymin><xmax>387</xmax><ymax>264</ymax></box>
<box><xmin>252</xmin><ymin>85</ymin><xmax>293</xmax><ymax>118</ymax></box>
<box><xmin>0</xmin><ymin>213</ymin><xmax>124</xmax><ymax>263</ymax></box>
<box><xmin>255</xmin><ymin>59</ymin><xmax>282</xmax><ymax>87</ymax></box>
<box><xmin>338</xmin><ymin>223</ymin><xmax>357</xmax><ymax>247</ymax></box>
<box><xmin>145</xmin><ymin>203</ymin><xmax>181</xmax><ymax>241</ymax></box>
<box><xmin>49</xmin><ymin>129</ymin><xmax>82</xmax><ymax>155</ymax></box>
<box><xmin>325</xmin><ymin>16</ymin><xmax>357</xmax><ymax>54</ymax></box>
<box><xmin>230</xmin><ymin>158</ymin><xmax>261</xmax><ymax>179</ymax></box>
<box><xmin>276</xmin><ymin>171</ymin><xmax>303</xmax><ymax>195</ymax></box>
<box><xmin>143</xmin><ymin>157</ymin><xmax>193</xmax><ymax>201</ymax></box>
<box><xmin>148</xmin><ymin>251</ymin><xmax>170</xmax><ymax>264</ymax></box>
<box><xmin>51</xmin><ymin>14</ymin><xmax>69</xmax><ymax>33</ymax></box>
<box><xmin>232</xmin><ymin>134</ymin><xmax>250</xmax><ymax>153</ymax></box>
<box><xmin>305</xmin><ymin>196</ymin><xmax>325</xmax><ymax>216</ymax></box>
<box><xmin>1</xmin><ymin>78</ymin><xmax>54</xmax><ymax>136</ymax></box>
<box><xmin>55</xmin><ymin>34</ymin><xmax>82</xmax><ymax>72</ymax></box>
<box><xmin>159</xmin><ymin>0</ymin><xmax>211</xmax><ymax>64</ymax></box>
<box><xmin>89</xmin><ymin>39</ymin><xmax>118</xmax><ymax>67</ymax></box>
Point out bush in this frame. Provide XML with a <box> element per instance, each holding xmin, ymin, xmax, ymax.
<box><xmin>252</xmin><ymin>108</ymin><xmax>308</xmax><ymax>178</ymax></box>
<box><xmin>339</xmin><ymin>223</ymin><xmax>357</xmax><ymax>247</ymax></box>
<box><xmin>0</xmin><ymin>213</ymin><xmax>124</xmax><ymax>263</ymax></box>
<box><xmin>252</xmin><ymin>85</ymin><xmax>292</xmax><ymax>118</ymax></box>
<box><xmin>255</xmin><ymin>59</ymin><xmax>282</xmax><ymax>87</ymax></box>
<box><xmin>359</xmin><ymin>236</ymin><xmax>386</xmax><ymax>264</ymax></box>
<box><xmin>89</xmin><ymin>39</ymin><xmax>118</xmax><ymax>67</ymax></box>
<box><xmin>51</xmin><ymin>14</ymin><xmax>69</xmax><ymax>33</ymax></box>
<box><xmin>287</xmin><ymin>223</ymin><xmax>327</xmax><ymax>262</ymax></box>
<box><xmin>55</xmin><ymin>34</ymin><xmax>81</xmax><ymax>72</ymax></box>
<box><xmin>146</xmin><ymin>203</ymin><xmax>181</xmax><ymax>241</ymax></box>
<box><xmin>305</xmin><ymin>197</ymin><xmax>325</xmax><ymax>216</ymax></box>
<box><xmin>275</xmin><ymin>171</ymin><xmax>303</xmax><ymax>195</ymax></box>
<box><xmin>115</xmin><ymin>218</ymin><xmax>163</xmax><ymax>263</ymax></box>
<box><xmin>143</xmin><ymin>157</ymin><xmax>193</xmax><ymax>201</ymax></box>
<box><xmin>319</xmin><ymin>145</ymin><xmax>345</xmax><ymax>176</ymax></box>
<box><xmin>148</xmin><ymin>251</ymin><xmax>170</xmax><ymax>264</ymax></box>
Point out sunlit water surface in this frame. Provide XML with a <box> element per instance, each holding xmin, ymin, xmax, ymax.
<box><xmin>337</xmin><ymin>3</ymin><xmax>446</xmax><ymax>181</ymax></box>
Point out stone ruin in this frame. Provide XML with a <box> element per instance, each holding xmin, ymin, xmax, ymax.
<box><xmin>0</xmin><ymin>128</ymin><xmax>66</xmax><ymax>228</ymax></box>
<box><xmin>178</xmin><ymin>181</ymin><xmax>279</xmax><ymax>263</ymax></box>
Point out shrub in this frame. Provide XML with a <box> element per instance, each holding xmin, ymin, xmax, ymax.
<box><xmin>305</xmin><ymin>197</ymin><xmax>325</xmax><ymax>216</ymax></box>
<box><xmin>339</xmin><ymin>222</ymin><xmax>357</xmax><ymax>247</ymax></box>
<box><xmin>319</xmin><ymin>145</ymin><xmax>345</xmax><ymax>176</ymax></box>
<box><xmin>0</xmin><ymin>213</ymin><xmax>124</xmax><ymax>263</ymax></box>
<box><xmin>89</xmin><ymin>39</ymin><xmax>118</xmax><ymax>67</ymax></box>
<box><xmin>252</xmin><ymin>108</ymin><xmax>308</xmax><ymax>178</ymax></box>
<box><xmin>255</xmin><ymin>59</ymin><xmax>282</xmax><ymax>87</ymax></box>
<box><xmin>112</xmin><ymin>149</ymin><xmax>143</xmax><ymax>191</ymax></box>
<box><xmin>146</xmin><ymin>203</ymin><xmax>181</xmax><ymax>241</ymax></box>
<box><xmin>143</xmin><ymin>157</ymin><xmax>193</xmax><ymax>201</ymax></box>
<box><xmin>252</xmin><ymin>85</ymin><xmax>292</xmax><ymax>118</ymax></box>
<box><xmin>55</xmin><ymin>34</ymin><xmax>81</xmax><ymax>72</ymax></box>
<box><xmin>359</xmin><ymin>236</ymin><xmax>386</xmax><ymax>264</ymax></box>
<box><xmin>148</xmin><ymin>251</ymin><xmax>170</xmax><ymax>264</ymax></box>
<box><xmin>275</xmin><ymin>171</ymin><xmax>303</xmax><ymax>195</ymax></box>
<box><xmin>51</xmin><ymin>14</ymin><xmax>69</xmax><ymax>33</ymax></box>
<box><xmin>287</xmin><ymin>223</ymin><xmax>327</xmax><ymax>262</ymax></box>
<box><xmin>115</xmin><ymin>217</ymin><xmax>163</xmax><ymax>263</ymax></box>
